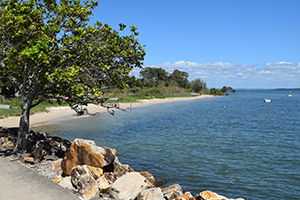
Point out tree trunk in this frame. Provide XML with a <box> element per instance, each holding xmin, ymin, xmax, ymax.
<box><xmin>15</xmin><ymin>100</ymin><xmax>31</xmax><ymax>153</ymax></box>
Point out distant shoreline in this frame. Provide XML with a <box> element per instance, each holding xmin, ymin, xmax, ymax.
<box><xmin>0</xmin><ymin>95</ymin><xmax>214</xmax><ymax>128</ymax></box>
<box><xmin>274</xmin><ymin>88</ymin><xmax>300</xmax><ymax>90</ymax></box>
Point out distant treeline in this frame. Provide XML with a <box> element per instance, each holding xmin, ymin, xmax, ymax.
<box><xmin>126</xmin><ymin>67</ymin><xmax>235</xmax><ymax>96</ymax></box>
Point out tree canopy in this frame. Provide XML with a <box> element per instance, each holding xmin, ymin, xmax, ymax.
<box><xmin>0</xmin><ymin>0</ymin><xmax>145</xmax><ymax>152</ymax></box>
<box><xmin>190</xmin><ymin>78</ymin><xmax>207</xmax><ymax>93</ymax></box>
<box><xmin>169</xmin><ymin>69</ymin><xmax>190</xmax><ymax>89</ymax></box>
<box><xmin>139</xmin><ymin>67</ymin><xmax>169</xmax><ymax>87</ymax></box>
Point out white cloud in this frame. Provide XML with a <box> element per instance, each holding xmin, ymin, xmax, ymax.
<box><xmin>142</xmin><ymin>61</ymin><xmax>300</xmax><ymax>88</ymax></box>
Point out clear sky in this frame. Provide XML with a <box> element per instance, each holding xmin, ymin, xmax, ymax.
<box><xmin>89</xmin><ymin>0</ymin><xmax>300</xmax><ymax>89</ymax></box>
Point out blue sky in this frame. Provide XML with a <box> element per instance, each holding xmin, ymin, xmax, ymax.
<box><xmin>89</xmin><ymin>0</ymin><xmax>300</xmax><ymax>89</ymax></box>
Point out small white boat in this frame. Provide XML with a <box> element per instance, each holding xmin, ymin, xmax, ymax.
<box><xmin>264</xmin><ymin>99</ymin><xmax>271</xmax><ymax>103</ymax></box>
<box><xmin>287</xmin><ymin>94</ymin><xmax>292</xmax><ymax>97</ymax></box>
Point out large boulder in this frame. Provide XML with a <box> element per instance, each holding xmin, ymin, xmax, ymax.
<box><xmin>71</xmin><ymin>165</ymin><xmax>102</xmax><ymax>199</ymax></box>
<box><xmin>162</xmin><ymin>184</ymin><xmax>183</xmax><ymax>200</ymax></box>
<box><xmin>136</xmin><ymin>188</ymin><xmax>164</xmax><ymax>200</ymax></box>
<box><xmin>110</xmin><ymin>172</ymin><xmax>153</xmax><ymax>200</ymax></box>
<box><xmin>61</xmin><ymin>139</ymin><xmax>116</xmax><ymax>175</ymax></box>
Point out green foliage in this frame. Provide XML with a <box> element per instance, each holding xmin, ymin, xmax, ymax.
<box><xmin>139</xmin><ymin>67</ymin><xmax>191</xmax><ymax>89</ymax></box>
<box><xmin>190</xmin><ymin>78</ymin><xmax>207</xmax><ymax>93</ymax></box>
<box><xmin>209</xmin><ymin>88</ymin><xmax>224</xmax><ymax>95</ymax></box>
<box><xmin>221</xmin><ymin>86</ymin><xmax>236</xmax><ymax>94</ymax></box>
<box><xmin>210</xmin><ymin>86</ymin><xmax>235</xmax><ymax>95</ymax></box>
<box><xmin>169</xmin><ymin>69</ymin><xmax>190</xmax><ymax>89</ymax></box>
<box><xmin>0</xmin><ymin>0</ymin><xmax>145</xmax><ymax>109</ymax></box>
<box><xmin>139</xmin><ymin>67</ymin><xmax>170</xmax><ymax>87</ymax></box>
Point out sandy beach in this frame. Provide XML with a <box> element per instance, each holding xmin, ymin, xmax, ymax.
<box><xmin>0</xmin><ymin>95</ymin><xmax>213</xmax><ymax>128</ymax></box>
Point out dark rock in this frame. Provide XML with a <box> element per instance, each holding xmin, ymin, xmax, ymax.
<box><xmin>0</xmin><ymin>127</ymin><xmax>71</xmax><ymax>160</ymax></box>
<box><xmin>27</xmin><ymin>131</ymin><xmax>71</xmax><ymax>160</ymax></box>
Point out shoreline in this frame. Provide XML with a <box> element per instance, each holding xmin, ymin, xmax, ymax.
<box><xmin>0</xmin><ymin>95</ymin><xmax>214</xmax><ymax>128</ymax></box>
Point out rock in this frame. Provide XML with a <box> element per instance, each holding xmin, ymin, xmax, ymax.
<box><xmin>113</xmin><ymin>159</ymin><xmax>134</xmax><ymax>174</ymax></box>
<box><xmin>52</xmin><ymin>158</ymin><xmax>63</xmax><ymax>172</ymax></box>
<box><xmin>29</xmin><ymin>132</ymin><xmax>71</xmax><ymax>162</ymax></box>
<box><xmin>110</xmin><ymin>172</ymin><xmax>153</xmax><ymax>200</ymax></box>
<box><xmin>53</xmin><ymin>176</ymin><xmax>75</xmax><ymax>191</ymax></box>
<box><xmin>199</xmin><ymin>191</ymin><xmax>220</xmax><ymax>200</ymax></box>
<box><xmin>194</xmin><ymin>194</ymin><xmax>201</xmax><ymax>200</ymax></box>
<box><xmin>24</xmin><ymin>157</ymin><xmax>35</xmax><ymax>164</ymax></box>
<box><xmin>98</xmin><ymin>172</ymin><xmax>122</xmax><ymax>191</ymax></box>
<box><xmin>140</xmin><ymin>171</ymin><xmax>157</xmax><ymax>187</ymax></box>
<box><xmin>0</xmin><ymin>127</ymin><xmax>18</xmax><ymax>138</ymax></box>
<box><xmin>61</xmin><ymin>139</ymin><xmax>116</xmax><ymax>176</ymax></box>
<box><xmin>97</xmin><ymin>172</ymin><xmax>122</xmax><ymax>198</ymax></box>
<box><xmin>162</xmin><ymin>184</ymin><xmax>183</xmax><ymax>200</ymax></box>
<box><xmin>0</xmin><ymin>137</ymin><xmax>15</xmax><ymax>150</ymax></box>
<box><xmin>199</xmin><ymin>190</ymin><xmax>245</xmax><ymax>200</ymax></box>
<box><xmin>71</xmin><ymin>165</ymin><xmax>100</xmax><ymax>199</ymax></box>
<box><xmin>176</xmin><ymin>192</ymin><xmax>195</xmax><ymax>200</ymax></box>
<box><xmin>0</xmin><ymin>128</ymin><xmax>70</xmax><ymax>159</ymax></box>
<box><xmin>136</xmin><ymin>188</ymin><xmax>164</xmax><ymax>200</ymax></box>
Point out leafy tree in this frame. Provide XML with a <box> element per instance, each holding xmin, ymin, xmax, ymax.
<box><xmin>221</xmin><ymin>86</ymin><xmax>236</xmax><ymax>94</ymax></box>
<box><xmin>139</xmin><ymin>67</ymin><xmax>169</xmax><ymax>87</ymax></box>
<box><xmin>0</xmin><ymin>0</ymin><xmax>145</xmax><ymax>153</ymax></box>
<box><xmin>190</xmin><ymin>78</ymin><xmax>207</xmax><ymax>93</ymax></box>
<box><xmin>169</xmin><ymin>69</ymin><xmax>190</xmax><ymax>89</ymax></box>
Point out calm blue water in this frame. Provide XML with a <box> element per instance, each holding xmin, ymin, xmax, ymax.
<box><xmin>34</xmin><ymin>90</ymin><xmax>300</xmax><ymax>200</ymax></box>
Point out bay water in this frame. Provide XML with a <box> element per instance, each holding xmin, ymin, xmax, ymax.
<box><xmin>33</xmin><ymin>90</ymin><xmax>300</xmax><ymax>200</ymax></box>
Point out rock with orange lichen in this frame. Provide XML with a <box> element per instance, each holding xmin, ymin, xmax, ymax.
<box><xmin>61</xmin><ymin>139</ymin><xmax>116</xmax><ymax>175</ymax></box>
<box><xmin>200</xmin><ymin>190</ymin><xmax>220</xmax><ymax>200</ymax></box>
<box><xmin>199</xmin><ymin>190</ymin><xmax>245</xmax><ymax>200</ymax></box>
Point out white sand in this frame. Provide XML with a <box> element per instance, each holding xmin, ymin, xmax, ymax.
<box><xmin>0</xmin><ymin>95</ymin><xmax>213</xmax><ymax>128</ymax></box>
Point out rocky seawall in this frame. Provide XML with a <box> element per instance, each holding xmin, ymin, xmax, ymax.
<box><xmin>0</xmin><ymin>127</ymin><xmax>244</xmax><ymax>200</ymax></box>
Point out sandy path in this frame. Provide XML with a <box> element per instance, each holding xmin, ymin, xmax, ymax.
<box><xmin>0</xmin><ymin>95</ymin><xmax>213</xmax><ymax>128</ymax></box>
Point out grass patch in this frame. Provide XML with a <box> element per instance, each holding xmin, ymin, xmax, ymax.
<box><xmin>0</xmin><ymin>98</ymin><xmax>68</xmax><ymax>119</ymax></box>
